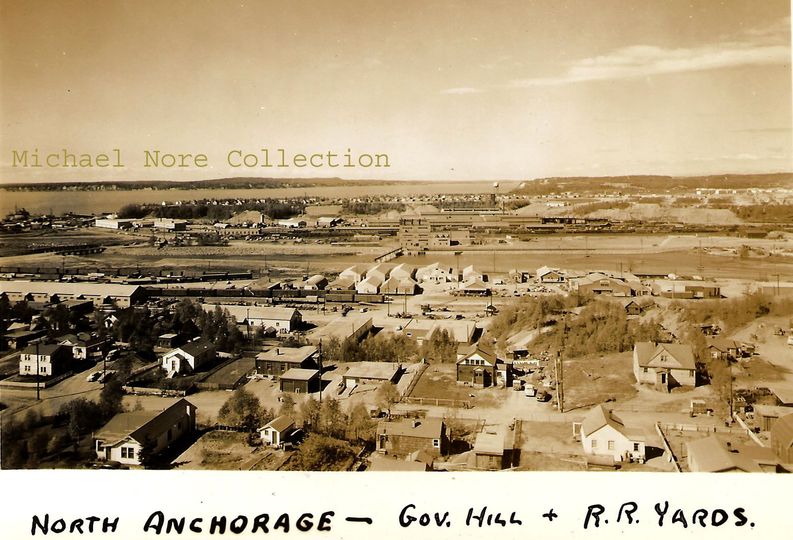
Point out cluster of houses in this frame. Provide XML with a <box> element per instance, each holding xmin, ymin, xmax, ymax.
<box><xmin>526</xmin><ymin>266</ymin><xmax>721</xmax><ymax>299</ymax></box>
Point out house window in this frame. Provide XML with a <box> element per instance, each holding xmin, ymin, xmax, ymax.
<box><xmin>432</xmin><ymin>439</ymin><xmax>440</xmax><ymax>448</ymax></box>
<box><xmin>633</xmin><ymin>443</ymin><xmax>640</xmax><ymax>451</ymax></box>
<box><xmin>607</xmin><ymin>441</ymin><xmax>615</xmax><ymax>450</ymax></box>
<box><xmin>689</xmin><ymin>370</ymin><xmax>694</xmax><ymax>377</ymax></box>
<box><xmin>121</xmin><ymin>447</ymin><xmax>135</xmax><ymax>459</ymax></box>
<box><xmin>591</xmin><ymin>440</ymin><xmax>597</xmax><ymax>449</ymax></box>
<box><xmin>642</xmin><ymin>367</ymin><xmax>648</xmax><ymax>373</ymax></box>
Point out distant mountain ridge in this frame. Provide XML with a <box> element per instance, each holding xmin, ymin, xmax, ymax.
<box><xmin>511</xmin><ymin>173</ymin><xmax>793</xmax><ymax>195</ymax></box>
<box><xmin>0</xmin><ymin>177</ymin><xmax>406</xmax><ymax>191</ymax></box>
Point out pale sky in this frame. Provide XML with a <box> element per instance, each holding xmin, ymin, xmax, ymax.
<box><xmin>0</xmin><ymin>0</ymin><xmax>791</xmax><ymax>183</ymax></box>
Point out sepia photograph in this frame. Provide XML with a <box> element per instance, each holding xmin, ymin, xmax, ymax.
<box><xmin>0</xmin><ymin>2</ymin><xmax>792</xmax><ymax>534</ymax></box>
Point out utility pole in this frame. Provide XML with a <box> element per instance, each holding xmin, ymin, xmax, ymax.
<box><xmin>555</xmin><ymin>351</ymin><xmax>564</xmax><ymax>413</ymax></box>
<box><xmin>36</xmin><ymin>340</ymin><xmax>41</xmax><ymax>401</ymax></box>
<box><xmin>727</xmin><ymin>357</ymin><xmax>733</xmax><ymax>420</ymax></box>
<box><xmin>318</xmin><ymin>340</ymin><xmax>323</xmax><ymax>411</ymax></box>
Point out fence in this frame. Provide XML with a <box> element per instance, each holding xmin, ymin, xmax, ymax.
<box><xmin>401</xmin><ymin>363</ymin><xmax>428</xmax><ymax>398</ymax></box>
<box><xmin>401</xmin><ymin>396</ymin><xmax>471</xmax><ymax>409</ymax></box>
<box><xmin>655</xmin><ymin>423</ymin><xmax>682</xmax><ymax>472</ymax></box>
<box><xmin>658</xmin><ymin>422</ymin><xmax>745</xmax><ymax>435</ymax></box>
<box><xmin>122</xmin><ymin>385</ymin><xmax>188</xmax><ymax>397</ymax></box>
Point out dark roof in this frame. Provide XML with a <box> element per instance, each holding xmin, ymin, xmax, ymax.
<box><xmin>95</xmin><ymin>399</ymin><xmax>196</xmax><ymax>446</ymax></box>
<box><xmin>21</xmin><ymin>343</ymin><xmax>67</xmax><ymax>356</ymax></box>
<box><xmin>177</xmin><ymin>340</ymin><xmax>215</xmax><ymax>357</ymax></box>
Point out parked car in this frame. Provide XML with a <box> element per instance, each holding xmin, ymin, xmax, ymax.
<box><xmin>536</xmin><ymin>390</ymin><xmax>551</xmax><ymax>402</ymax></box>
<box><xmin>86</xmin><ymin>371</ymin><xmax>101</xmax><ymax>382</ymax></box>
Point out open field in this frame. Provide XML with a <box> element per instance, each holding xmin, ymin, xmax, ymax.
<box><xmin>172</xmin><ymin>431</ymin><xmax>290</xmax><ymax>471</ymax></box>
<box><xmin>409</xmin><ymin>364</ymin><xmax>505</xmax><ymax>408</ymax></box>
<box><xmin>560</xmin><ymin>351</ymin><xmax>638</xmax><ymax>411</ymax></box>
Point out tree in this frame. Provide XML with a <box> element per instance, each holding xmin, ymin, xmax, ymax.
<box><xmin>278</xmin><ymin>394</ymin><xmax>296</xmax><ymax>417</ymax></box>
<box><xmin>420</xmin><ymin>329</ymin><xmax>457</xmax><ymax>363</ymax></box>
<box><xmin>299</xmin><ymin>397</ymin><xmax>321</xmax><ymax>431</ymax></box>
<box><xmin>375</xmin><ymin>382</ymin><xmax>401</xmax><ymax>416</ymax></box>
<box><xmin>63</xmin><ymin>398</ymin><xmax>104</xmax><ymax>440</ymax></box>
<box><xmin>137</xmin><ymin>436</ymin><xmax>157</xmax><ymax>469</ymax></box>
<box><xmin>288</xmin><ymin>434</ymin><xmax>355</xmax><ymax>471</ymax></box>
<box><xmin>347</xmin><ymin>402</ymin><xmax>375</xmax><ymax>443</ymax></box>
<box><xmin>99</xmin><ymin>378</ymin><xmax>125</xmax><ymax>419</ymax></box>
<box><xmin>320</xmin><ymin>397</ymin><xmax>347</xmax><ymax>438</ymax></box>
<box><xmin>218</xmin><ymin>387</ymin><xmax>264</xmax><ymax>431</ymax></box>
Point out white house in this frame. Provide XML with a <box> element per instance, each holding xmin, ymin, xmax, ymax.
<box><xmin>633</xmin><ymin>342</ymin><xmax>697</xmax><ymax>391</ymax></box>
<box><xmin>201</xmin><ymin>304</ymin><xmax>302</xmax><ymax>334</ymax></box>
<box><xmin>356</xmin><ymin>275</ymin><xmax>383</xmax><ymax>294</ymax></box>
<box><xmin>339</xmin><ymin>265</ymin><xmax>369</xmax><ymax>285</ymax></box>
<box><xmin>94</xmin><ymin>399</ymin><xmax>197</xmax><ymax>466</ymax></box>
<box><xmin>161</xmin><ymin>340</ymin><xmax>216</xmax><ymax>375</ymax></box>
<box><xmin>367</xmin><ymin>264</ymin><xmax>392</xmax><ymax>283</ymax></box>
<box><xmin>536</xmin><ymin>266</ymin><xmax>565</xmax><ymax>283</ymax></box>
<box><xmin>389</xmin><ymin>263</ymin><xmax>415</xmax><ymax>281</ymax></box>
<box><xmin>461</xmin><ymin>265</ymin><xmax>484</xmax><ymax>282</ymax></box>
<box><xmin>416</xmin><ymin>262</ymin><xmax>455</xmax><ymax>284</ymax></box>
<box><xmin>579</xmin><ymin>405</ymin><xmax>646</xmax><ymax>463</ymax></box>
<box><xmin>258</xmin><ymin>415</ymin><xmax>297</xmax><ymax>448</ymax></box>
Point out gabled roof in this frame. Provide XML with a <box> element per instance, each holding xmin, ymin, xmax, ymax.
<box><xmin>175</xmin><ymin>340</ymin><xmax>215</xmax><ymax>357</ymax></box>
<box><xmin>328</xmin><ymin>275</ymin><xmax>356</xmax><ymax>289</ymax></box>
<box><xmin>634</xmin><ymin>342</ymin><xmax>696</xmax><ymax>370</ymax></box>
<box><xmin>706</xmin><ymin>338</ymin><xmax>741</xmax><ymax>352</ymax></box>
<box><xmin>536</xmin><ymin>266</ymin><xmax>562</xmax><ymax>277</ymax></box>
<box><xmin>461</xmin><ymin>278</ymin><xmax>489</xmax><ymax>291</ymax></box>
<box><xmin>457</xmin><ymin>343</ymin><xmax>498</xmax><ymax>365</ymax></box>
<box><xmin>21</xmin><ymin>343</ymin><xmax>67</xmax><ymax>356</ymax></box>
<box><xmin>260</xmin><ymin>415</ymin><xmax>296</xmax><ymax>433</ymax></box>
<box><xmin>581</xmin><ymin>405</ymin><xmax>627</xmax><ymax>437</ymax></box>
<box><xmin>358</xmin><ymin>275</ymin><xmax>383</xmax><ymax>288</ymax></box>
<box><xmin>687</xmin><ymin>435</ymin><xmax>777</xmax><ymax>472</ymax></box>
<box><xmin>95</xmin><ymin>398</ymin><xmax>196</xmax><ymax>447</ymax></box>
<box><xmin>340</xmin><ymin>265</ymin><xmax>369</xmax><ymax>276</ymax></box>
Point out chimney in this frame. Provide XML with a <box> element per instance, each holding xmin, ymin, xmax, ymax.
<box><xmin>276</xmin><ymin>348</ymin><xmax>280</xmax><ymax>355</ymax></box>
<box><xmin>412</xmin><ymin>420</ymin><xmax>420</xmax><ymax>428</ymax></box>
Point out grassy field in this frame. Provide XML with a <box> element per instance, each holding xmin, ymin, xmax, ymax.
<box><xmin>172</xmin><ymin>431</ymin><xmax>289</xmax><ymax>471</ymax></box>
<box><xmin>561</xmin><ymin>352</ymin><xmax>638</xmax><ymax>411</ymax></box>
<box><xmin>409</xmin><ymin>364</ymin><xmax>505</xmax><ymax>408</ymax></box>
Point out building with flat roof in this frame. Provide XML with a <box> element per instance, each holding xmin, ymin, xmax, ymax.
<box><xmin>0</xmin><ymin>281</ymin><xmax>145</xmax><ymax>308</ymax></box>
<box><xmin>343</xmin><ymin>362</ymin><xmax>401</xmax><ymax>389</ymax></box>
<box><xmin>256</xmin><ymin>346</ymin><xmax>318</xmax><ymax>379</ymax></box>
<box><xmin>279</xmin><ymin>368</ymin><xmax>320</xmax><ymax>393</ymax></box>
